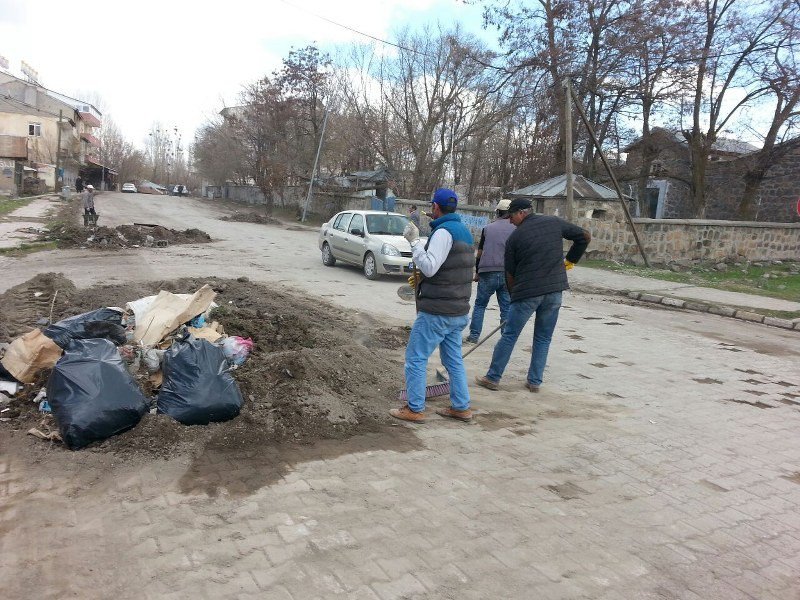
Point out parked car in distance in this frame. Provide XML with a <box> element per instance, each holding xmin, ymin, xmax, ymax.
<box><xmin>171</xmin><ymin>184</ymin><xmax>188</xmax><ymax>196</ymax></box>
<box><xmin>121</xmin><ymin>182</ymin><xmax>137</xmax><ymax>193</ymax></box>
<box><xmin>318</xmin><ymin>210</ymin><xmax>420</xmax><ymax>279</ymax></box>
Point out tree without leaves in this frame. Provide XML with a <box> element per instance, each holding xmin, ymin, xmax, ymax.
<box><xmin>681</xmin><ymin>0</ymin><xmax>795</xmax><ymax>217</ymax></box>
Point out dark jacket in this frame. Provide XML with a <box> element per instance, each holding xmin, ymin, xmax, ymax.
<box><xmin>505</xmin><ymin>214</ymin><xmax>590</xmax><ymax>302</ymax></box>
<box><xmin>417</xmin><ymin>214</ymin><xmax>474</xmax><ymax>316</ymax></box>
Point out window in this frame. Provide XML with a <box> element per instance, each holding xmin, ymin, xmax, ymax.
<box><xmin>366</xmin><ymin>214</ymin><xmax>408</xmax><ymax>235</ymax></box>
<box><xmin>349</xmin><ymin>214</ymin><xmax>364</xmax><ymax>234</ymax></box>
<box><xmin>28</xmin><ymin>122</ymin><xmax>41</xmax><ymax>136</ymax></box>
<box><xmin>333</xmin><ymin>212</ymin><xmax>352</xmax><ymax>231</ymax></box>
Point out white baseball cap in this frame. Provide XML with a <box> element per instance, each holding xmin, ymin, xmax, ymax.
<box><xmin>496</xmin><ymin>198</ymin><xmax>511</xmax><ymax>211</ymax></box>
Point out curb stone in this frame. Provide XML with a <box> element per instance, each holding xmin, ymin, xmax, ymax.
<box><xmin>616</xmin><ymin>290</ymin><xmax>798</xmax><ymax>333</ymax></box>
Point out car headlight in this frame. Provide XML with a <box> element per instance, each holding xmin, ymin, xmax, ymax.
<box><xmin>381</xmin><ymin>243</ymin><xmax>401</xmax><ymax>256</ymax></box>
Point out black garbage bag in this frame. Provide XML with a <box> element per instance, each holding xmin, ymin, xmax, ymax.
<box><xmin>157</xmin><ymin>334</ymin><xmax>243</xmax><ymax>425</ymax></box>
<box><xmin>47</xmin><ymin>338</ymin><xmax>148</xmax><ymax>450</ymax></box>
<box><xmin>44</xmin><ymin>307</ymin><xmax>126</xmax><ymax>349</ymax></box>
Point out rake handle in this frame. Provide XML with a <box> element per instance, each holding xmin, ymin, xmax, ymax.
<box><xmin>462</xmin><ymin>322</ymin><xmax>504</xmax><ymax>359</ymax></box>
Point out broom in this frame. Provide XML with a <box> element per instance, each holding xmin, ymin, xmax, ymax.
<box><xmin>397</xmin><ymin>321</ymin><xmax>504</xmax><ymax>401</ymax></box>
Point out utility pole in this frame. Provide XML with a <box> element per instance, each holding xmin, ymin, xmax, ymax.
<box><xmin>567</xmin><ymin>83</ymin><xmax>650</xmax><ymax>267</ymax></box>
<box><xmin>55</xmin><ymin>109</ymin><xmax>63</xmax><ymax>193</ymax></box>
<box><xmin>301</xmin><ymin>97</ymin><xmax>331</xmax><ymax>223</ymax></box>
<box><xmin>563</xmin><ymin>79</ymin><xmax>574</xmax><ymax>221</ymax></box>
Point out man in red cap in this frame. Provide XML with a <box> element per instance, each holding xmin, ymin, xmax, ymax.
<box><xmin>390</xmin><ymin>188</ymin><xmax>475</xmax><ymax>423</ymax></box>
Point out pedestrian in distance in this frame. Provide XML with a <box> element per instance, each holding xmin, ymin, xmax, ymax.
<box><xmin>82</xmin><ymin>184</ymin><xmax>97</xmax><ymax>226</ymax></box>
<box><xmin>408</xmin><ymin>204</ymin><xmax>420</xmax><ymax>229</ymax></box>
<box><xmin>466</xmin><ymin>198</ymin><xmax>515</xmax><ymax>344</ymax></box>
<box><xmin>75</xmin><ymin>176</ymin><xmax>84</xmax><ymax>193</ymax></box>
<box><xmin>476</xmin><ymin>198</ymin><xmax>591</xmax><ymax>393</ymax></box>
<box><xmin>391</xmin><ymin>188</ymin><xmax>475</xmax><ymax>423</ymax></box>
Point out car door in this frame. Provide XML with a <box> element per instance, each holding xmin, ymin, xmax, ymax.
<box><xmin>328</xmin><ymin>212</ymin><xmax>353</xmax><ymax>262</ymax></box>
<box><xmin>344</xmin><ymin>213</ymin><xmax>367</xmax><ymax>262</ymax></box>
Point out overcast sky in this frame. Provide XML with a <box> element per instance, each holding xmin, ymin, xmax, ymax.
<box><xmin>0</xmin><ymin>0</ymin><xmax>488</xmax><ymax>148</ymax></box>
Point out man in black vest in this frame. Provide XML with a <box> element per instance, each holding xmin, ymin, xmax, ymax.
<box><xmin>390</xmin><ymin>188</ymin><xmax>475</xmax><ymax>423</ymax></box>
<box><xmin>476</xmin><ymin>198</ymin><xmax>591</xmax><ymax>393</ymax></box>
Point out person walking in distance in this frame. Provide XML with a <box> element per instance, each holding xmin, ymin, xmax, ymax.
<box><xmin>408</xmin><ymin>204</ymin><xmax>420</xmax><ymax>229</ymax></box>
<box><xmin>82</xmin><ymin>184</ymin><xmax>97</xmax><ymax>226</ymax></box>
<box><xmin>466</xmin><ymin>198</ymin><xmax>515</xmax><ymax>344</ymax></box>
<box><xmin>390</xmin><ymin>188</ymin><xmax>475</xmax><ymax>423</ymax></box>
<box><xmin>476</xmin><ymin>198</ymin><xmax>591</xmax><ymax>393</ymax></box>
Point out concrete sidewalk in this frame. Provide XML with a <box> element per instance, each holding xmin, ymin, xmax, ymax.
<box><xmin>571</xmin><ymin>265</ymin><xmax>800</xmax><ymax>317</ymax></box>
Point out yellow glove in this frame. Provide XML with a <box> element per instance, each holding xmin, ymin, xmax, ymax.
<box><xmin>408</xmin><ymin>274</ymin><xmax>416</xmax><ymax>288</ymax></box>
<box><xmin>564</xmin><ymin>260</ymin><xmax>575</xmax><ymax>270</ymax></box>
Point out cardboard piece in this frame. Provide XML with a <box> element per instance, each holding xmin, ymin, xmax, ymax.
<box><xmin>133</xmin><ymin>285</ymin><xmax>217</xmax><ymax>346</ymax></box>
<box><xmin>187</xmin><ymin>321</ymin><xmax>225</xmax><ymax>343</ymax></box>
<box><xmin>0</xmin><ymin>329</ymin><xmax>63</xmax><ymax>384</ymax></box>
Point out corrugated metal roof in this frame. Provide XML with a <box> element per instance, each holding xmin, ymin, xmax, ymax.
<box><xmin>509</xmin><ymin>175</ymin><xmax>626</xmax><ymax>199</ymax></box>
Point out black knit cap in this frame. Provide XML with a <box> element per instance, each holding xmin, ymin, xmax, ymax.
<box><xmin>507</xmin><ymin>198</ymin><xmax>532</xmax><ymax>213</ymax></box>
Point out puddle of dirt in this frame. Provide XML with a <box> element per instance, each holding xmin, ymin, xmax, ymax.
<box><xmin>775</xmin><ymin>381</ymin><xmax>798</xmax><ymax>388</ymax></box>
<box><xmin>567</xmin><ymin>334</ymin><xmax>584</xmax><ymax>340</ymax></box>
<box><xmin>603</xmin><ymin>322</ymin><xmax>624</xmax><ymax>326</ymax></box>
<box><xmin>178</xmin><ymin>425</ymin><xmax>422</xmax><ymax>496</ymax></box>
<box><xmin>743</xmin><ymin>389</ymin><xmax>767</xmax><ymax>396</ymax></box>
<box><xmin>735</xmin><ymin>368</ymin><xmax>764</xmax><ymax>375</ymax></box>
<box><xmin>781</xmin><ymin>472</ymin><xmax>800</xmax><ymax>485</ymax></box>
<box><xmin>583</xmin><ymin>317</ymin><xmax>603</xmax><ymax>320</ymax></box>
<box><xmin>590</xmin><ymin>363</ymin><xmax>609</xmax><ymax>368</ymax></box>
<box><xmin>545</xmin><ymin>481</ymin><xmax>587</xmax><ymax>500</ymax></box>
<box><xmin>566</xmin><ymin>349</ymin><xmax>586</xmax><ymax>354</ymax></box>
<box><xmin>692</xmin><ymin>378</ymin><xmax>723</xmax><ymax>384</ymax></box>
<box><xmin>721</xmin><ymin>398</ymin><xmax>775</xmax><ymax>409</ymax></box>
<box><xmin>777</xmin><ymin>398</ymin><xmax>800</xmax><ymax>406</ymax></box>
<box><xmin>475</xmin><ymin>411</ymin><xmax>530</xmax><ymax>432</ymax></box>
<box><xmin>740</xmin><ymin>379</ymin><xmax>767</xmax><ymax>385</ymax></box>
<box><xmin>698</xmin><ymin>479</ymin><xmax>729</xmax><ymax>492</ymax></box>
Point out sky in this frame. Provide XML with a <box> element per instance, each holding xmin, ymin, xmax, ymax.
<box><xmin>0</xmin><ymin>0</ymin><xmax>490</xmax><ymax>150</ymax></box>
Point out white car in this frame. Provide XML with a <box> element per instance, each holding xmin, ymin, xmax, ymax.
<box><xmin>121</xmin><ymin>182</ymin><xmax>137</xmax><ymax>193</ymax></box>
<box><xmin>318</xmin><ymin>210</ymin><xmax>419</xmax><ymax>279</ymax></box>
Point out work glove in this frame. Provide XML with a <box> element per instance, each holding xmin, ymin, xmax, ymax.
<box><xmin>408</xmin><ymin>274</ymin><xmax>416</xmax><ymax>288</ymax></box>
<box><xmin>403</xmin><ymin>221</ymin><xmax>420</xmax><ymax>245</ymax></box>
<box><xmin>564</xmin><ymin>260</ymin><xmax>575</xmax><ymax>271</ymax></box>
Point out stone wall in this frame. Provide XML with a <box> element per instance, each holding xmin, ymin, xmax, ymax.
<box><xmin>582</xmin><ymin>217</ymin><xmax>800</xmax><ymax>264</ymax></box>
<box><xmin>705</xmin><ymin>141</ymin><xmax>800</xmax><ymax>223</ymax></box>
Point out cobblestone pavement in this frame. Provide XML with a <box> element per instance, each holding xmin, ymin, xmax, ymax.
<box><xmin>3</xmin><ymin>290</ymin><xmax>800</xmax><ymax>600</ymax></box>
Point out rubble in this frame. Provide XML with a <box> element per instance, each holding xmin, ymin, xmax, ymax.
<box><xmin>43</xmin><ymin>223</ymin><xmax>211</xmax><ymax>249</ymax></box>
<box><xmin>219</xmin><ymin>211</ymin><xmax>282</xmax><ymax>225</ymax></box>
<box><xmin>0</xmin><ymin>276</ymin><xmax>409</xmax><ymax>455</ymax></box>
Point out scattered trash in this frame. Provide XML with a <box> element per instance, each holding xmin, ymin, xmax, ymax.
<box><xmin>1</xmin><ymin>329</ymin><xmax>63</xmax><ymax>383</ymax></box>
<box><xmin>39</xmin><ymin>400</ymin><xmax>51</xmax><ymax>413</ymax></box>
<box><xmin>220</xmin><ymin>336</ymin><xmax>254</xmax><ymax>366</ymax></box>
<box><xmin>157</xmin><ymin>333</ymin><xmax>243</xmax><ymax>425</ymax></box>
<box><xmin>47</xmin><ymin>339</ymin><xmax>148</xmax><ymax>450</ymax></box>
<box><xmin>43</xmin><ymin>307</ymin><xmax>126</xmax><ymax>348</ymax></box>
<box><xmin>0</xmin><ymin>379</ymin><xmax>21</xmax><ymax>396</ymax></box>
<box><xmin>27</xmin><ymin>427</ymin><xmax>61</xmax><ymax>441</ymax></box>
<box><xmin>33</xmin><ymin>388</ymin><xmax>47</xmax><ymax>404</ymax></box>
<box><xmin>142</xmin><ymin>348</ymin><xmax>165</xmax><ymax>374</ymax></box>
<box><xmin>189</xmin><ymin>314</ymin><xmax>206</xmax><ymax>328</ymax></box>
<box><xmin>130</xmin><ymin>285</ymin><xmax>217</xmax><ymax>346</ymax></box>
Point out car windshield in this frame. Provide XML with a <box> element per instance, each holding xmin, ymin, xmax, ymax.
<box><xmin>365</xmin><ymin>214</ymin><xmax>409</xmax><ymax>235</ymax></box>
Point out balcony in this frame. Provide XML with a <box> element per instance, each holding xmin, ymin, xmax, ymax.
<box><xmin>78</xmin><ymin>111</ymin><xmax>101</xmax><ymax>128</ymax></box>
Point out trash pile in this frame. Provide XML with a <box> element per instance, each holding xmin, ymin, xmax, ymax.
<box><xmin>1</xmin><ymin>275</ymin><xmax>409</xmax><ymax>457</ymax></box>
<box><xmin>1</xmin><ymin>283</ymin><xmax>252</xmax><ymax>450</ymax></box>
<box><xmin>219</xmin><ymin>211</ymin><xmax>281</xmax><ymax>226</ymax></box>
<box><xmin>44</xmin><ymin>223</ymin><xmax>211</xmax><ymax>249</ymax></box>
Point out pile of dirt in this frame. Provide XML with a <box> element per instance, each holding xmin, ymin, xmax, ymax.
<box><xmin>1</xmin><ymin>276</ymin><xmax>410</xmax><ymax>457</ymax></box>
<box><xmin>0</xmin><ymin>273</ymin><xmax>77</xmax><ymax>342</ymax></box>
<box><xmin>219</xmin><ymin>211</ymin><xmax>282</xmax><ymax>225</ymax></box>
<box><xmin>44</xmin><ymin>223</ymin><xmax>211</xmax><ymax>249</ymax></box>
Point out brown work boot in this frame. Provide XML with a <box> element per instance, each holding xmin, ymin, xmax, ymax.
<box><xmin>475</xmin><ymin>375</ymin><xmax>499</xmax><ymax>391</ymax></box>
<box><xmin>436</xmin><ymin>407</ymin><xmax>473</xmax><ymax>421</ymax></box>
<box><xmin>389</xmin><ymin>404</ymin><xmax>426</xmax><ymax>423</ymax></box>
<box><xmin>526</xmin><ymin>383</ymin><xmax>540</xmax><ymax>393</ymax></box>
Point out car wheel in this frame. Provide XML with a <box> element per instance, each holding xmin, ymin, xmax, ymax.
<box><xmin>321</xmin><ymin>242</ymin><xmax>336</xmax><ymax>266</ymax></box>
<box><xmin>363</xmin><ymin>252</ymin><xmax>380</xmax><ymax>280</ymax></box>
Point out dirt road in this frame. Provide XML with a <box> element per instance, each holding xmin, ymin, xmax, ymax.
<box><xmin>0</xmin><ymin>192</ymin><xmax>421</xmax><ymax>324</ymax></box>
<box><xmin>2</xmin><ymin>193</ymin><xmax>800</xmax><ymax>599</ymax></box>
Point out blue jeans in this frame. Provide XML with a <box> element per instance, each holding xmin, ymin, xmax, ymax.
<box><xmin>468</xmin><ymin>271</ymin><xmax>510</xmax><ymax>340</ymax></box>
<box><xmin>405</xmin><ymin>311</ymin><xmax>470</xmax><ymax>413</ymax></box>
<box><xmin>485</xmin><ymin>292</ymin><xmax>562</xmax><ymax>387</ymax></box>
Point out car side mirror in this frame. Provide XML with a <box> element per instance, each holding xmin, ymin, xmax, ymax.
<box><xmin>351</xmin><ymin>229</ymin><xmax>364</xmax><ymax>237</ymax></box>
